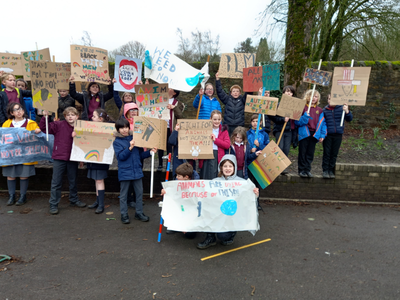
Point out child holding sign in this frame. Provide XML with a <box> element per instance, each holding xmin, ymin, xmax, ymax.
<box><xmin>193</xmin><ymin>83</ymin><xmax>221</xmax><ymax>119</ymax></box>
<box><xmin>113</xmin><ymin>118</ymin><xmax>157</xmax><ymax>224</ymax></box>
<box><xmin>322</xmin><ymin>95</ymin><xmax>352</xmax><ymax>178</ymax></box>
<box><xmin>40</xmin><ymin>107</ymin><xmax>87</xmax><ymax>214</ymax></box>
<box><xmin>199</xmin><ymin>110</ymin><xmax>230</xmax><ymax>180</ymax></box>
<box><xmin>295</xmin><ymin>90</ymin><xmax>327</xmax><ymax>178</ymax></box>
<box><xmin>215</xmin><ymin>72</ymin><xmax>248</xmax><ymax>135</ymax></box>
<box><xmin>15</xmin><ymin>79</ymin><xmax>36</xmax><ymax>121</ymax></box>
<box><xmin>2</xmin><ymin>102</ymin><xmax>41</xmax><ymax>206</ymax></box>
<box><xmin>57</xmin><ymin>89</ymin><xmax>76</xmax><ymax>121</ymax></box>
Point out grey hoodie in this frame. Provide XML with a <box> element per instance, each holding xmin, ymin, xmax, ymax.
<box><xmin>214</xmin><ymin>154</ymin><xmax>245</xmax><ymax>181</ymax></box>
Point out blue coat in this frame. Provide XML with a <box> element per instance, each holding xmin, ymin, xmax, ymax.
<box><xmin>113</xmin><ymin>133</ymin><xmax>151</xmax><ymax>181</ymax></box>
<box><xmin>229</xmin><ymin>143</ymin><xmax>257</xmax><ymax>179</ymax></box>
<box><xmin>247</xmin><ymin>127</ymin><xmax>269</xmax><ymax>151</ymax></box>
<box><xmin>295</xmin><ymin>112</ymin><xmax>327</xmax><ymax>141</ymax></box>
<box><xmin>193</xmin><ymin>94</ymin><xmax>221</xmax><ymax>119</ymax></box>
<box><xmin>323</xmin><ymin>105</ymin><xmax>353</xmax><ymax>135</ymax></box>
<box><xmin>23</xmin><ymin>96</ymin><xmax>36</xmax><ymax>121</ymax></box>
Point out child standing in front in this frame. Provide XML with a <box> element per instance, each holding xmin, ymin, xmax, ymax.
<box><xmin>15</xmin><ymin>79</ymin><xmax>36</xmax><ymax>121</ymax></box>
<box><xmin>295</xmin><ymin>90</ymin><xmax>327</xmax><ymax>178</ymax></box>
<box><xmin>86</xmin><ymin>108</ymin><xmax>114</xmax><ymax>214</ymax></box>
<box><xmin>199</xmin><ymin>110</ymin><xmax>230</xmax><ymax>179</ymax></box>
<box><xmin>322</xmin><ymin>95</ymin><xmax>352</xmax><ymax>178</ymax></box>
<box><xmin>113</xmin><ymin>118</ymin><xmax>157</xmax><ymax>224</ymax></box>
<box><xmin>2</xmin><ymin>102</ymin><xmax>41</xmax><ymax>206</ymax></box>
<box><xmin>40</xmin><ymin>107</ymin><xmax>86</xmax><ymax>214</ymax></box>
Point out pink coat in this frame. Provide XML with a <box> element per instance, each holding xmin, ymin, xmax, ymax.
<box><xmin>123</xmin><ymin>102</ymin><xmax>139</xmax><ymax>131</ymax></box>
<box><xmin>199</xmin><ymin>124</ymin><xmax>230</xmax><ymax>168</ymax></box>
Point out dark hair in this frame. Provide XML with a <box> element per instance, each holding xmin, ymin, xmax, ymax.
<box><xmin>282</xmin><ymin>85</ymin><xmax>297</xmax><ymax>97</ymax></box>
<box><xmin>217</xmin><ymin>159</ymin><xmax>235</xmax><ymax>178</ymax></box>
<box><xmin>175</xmin><ymin>163</ymin><xmax>193</xmax><ymax>179</ymax></box>
<box><xmin>87</xmin><ymin>82</ymin><xmax>100</xmax><ymax>94</ymax></box>
<box><xmin>172</xmin><ymin>89</ymin><xmax>180</xmax><ymax>98</ymax></box>
<box><xmin>7</xmin><ymin>102</ymin><xmax>27</xmax><ymax>119</ymax></box>
<box><xmin>230</xmin><ymin>126</ymin><xmax>247</xmax><ymax>145</ymax></box>
<box><xmin>115</xmin><ymin>118</ymin><xmax>130</xmax><ymax>132</ymax></box>
<box><xmin>94</xmin><ymin>108</ymin><xmax>113</xmax><ymax>123</ymax></box>
<box><xmin>251</xmin><ymin>114</ymin><xmax>259</xmax><ymax>122</ymax></box>
<box><xmin>15</xmin><ymin>78</ymin><xmax>28</xmax><ymax>89</ymax></box>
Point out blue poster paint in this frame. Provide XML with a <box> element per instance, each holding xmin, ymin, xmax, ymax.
<box><xmin>220</xmin><ymin>200</ymin><xmax>237</xmax><ymax>216</ymax></box>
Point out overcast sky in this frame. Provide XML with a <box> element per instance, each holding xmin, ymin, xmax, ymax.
<box><xmin>3</xmin><ymin>0</ymin><xmax>279</xmax><ymax>62</ymax></box>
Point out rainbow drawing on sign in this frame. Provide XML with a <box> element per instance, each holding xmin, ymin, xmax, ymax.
<box><xmin>248</xmin><ymin>160</ymin><xmax>272</xmax><ymax>189</ymax></box>
<box><xmin>73</xmin><ymin>62</ymin><xmax>80</xmax><ymax>68</ymax></box>
<box><xmin>85</xmin><ymin>150</ymin><xmax>100</xmax><ymax>161</ymax></box>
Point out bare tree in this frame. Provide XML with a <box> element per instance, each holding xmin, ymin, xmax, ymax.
<box><xmin>108</xmin><ymin>41</ymin><xmax>146</xmax><ymax>62</ymax></box>
<box><xmin>81</xmin><ymin>31</ymin><xmax>93</xmax><ymax>47</ymax></box>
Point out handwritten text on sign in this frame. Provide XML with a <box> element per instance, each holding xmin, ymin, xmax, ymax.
<box><xmin>161</xmin><ymin>179</ymin><xmax>259</xmax><ymax>233</ymax></box>
<box><xmin>0</xmin><ymin>53</ymin><xmax>23</xmax><ymax>75</ymax></box>
<box><xmin>178</xmin><ymin>119</ymin><xmax>214</xmax><ymax>159</ymax></box>
<box><xmin>245</xmin><ymin>95</ymin><xmax>278</xmax><ymax>115</ymax></box>
<box><xmin>243</xmin><ymin>64</ymin><xmax>280</xmax><ymax>92</ymax></box>
<box><xmin>0</xmin><ymin>128</ymin><xmax>53</xmax><ymax>166</ymax></box>
<box><xmin>303</xmin><ymin>68</ymin><xmax>332</xmax><ymax>87</ymax></box>
<box><xmin>55</xmin><ymin>63</ymin><xmax>71</xmax><ymax>90</ymax></box>
<box><xmin>135</xmin><ymin>84</ymin><xmax>170</xmax><ymax>120</ymax></box>
<box><xmin>276</xmin><ymin>94</ymin><xmax>307</xmax><ymax>121</ymax></box>
<box><xmin>218</xmin><ymin>53</ymin><xmax>256</xmax><ymax>78</ymax></box>
<box><xmin>30</xmin><ymin>61</ymin><xmax>58</xmax><ymax>112</ymax></box>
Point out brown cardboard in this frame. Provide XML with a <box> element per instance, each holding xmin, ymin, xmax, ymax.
<box><xmin>21</xmin><ymin>48</ymin><xmax>51</xmax><ymax>80</ymax></box>
<box><xmin>303</xmin><ymin>67</ymin><xmax>332</xmax><ymax>86</ymax></box>
<box><xmin>135</xmin><ymin>83</ymin><xmax>170</xmax><ymax>120</ymax></box>
<box><xmin>245</xmin><ymin>95</ymin><xmax>278</xmax><ymax>115</ymax></box>
<box><xmin>218</xmin><ymin>53</ymin><xmax>256</xmax><ymax>78</ymax></box>
<box><xmin>55</xmin><ymin>63</ymin><xmax>71</xmax><ymax>90</ymax></box>
<box><xmin>70</xmin><ymin>45</ymin><xmax>109</xmax><ymax>84</ymax></box>
<box><xmin>132</xmin><ymin>116</ymin><xmax>167</xmax><ymax>150</ymax></box>
<box><xmin>276</xmin><ymin>94</ymin><xmax>307</xmax><ymax>121</ymax></box>
<box><xmin>30</xmin><ymin>61</ymin><xmax>58</xmax><ymax>113</ymax></box>
<box><xmin>330</xmin><ymin>67</ymin><xmax>371</xmax><ymax>106</ymax></box>
<box><xmin>0</xmin><ymin>53</ymin><xmax>23</xmax><ymax>75</ymax></box>
<box><xmin>177</xmin><ymin>119</ymin><xmax>214</xmax><ymax>159</ymax></box>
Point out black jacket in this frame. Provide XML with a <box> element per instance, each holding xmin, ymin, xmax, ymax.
<box><xmin>270</xmin><ymin>115</ymin><xmax>291</xmax><ymax>134</ymax></box>
<box><xmin>0</xmin><ymin>88</ymin><xmax>30</xmax><ymax>126</ymax></box>
<box><xmin>58</xmin><ymin>95</ymin><xmax>76</xmax><ymax>120</ymax></box>
<box><xmin>216</xmin><ymin>80</ymin><xmax>247</xmax><ymax>127</ymax></box>
<box><xmin>69</xmin><ymin>83</ymin><xmax>114</xmax><ymax>121</ymax></box>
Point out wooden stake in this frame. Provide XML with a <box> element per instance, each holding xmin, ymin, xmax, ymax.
<box><xmin>340</xmin><ymin>59</ymin><xmax>354</xmax><ymax>126</ymax></box>
<box><xmin>196</xmin><ymin>55</ymin><xmax>210</xmax><ymax>119</ymax></box>
<box><xmin>276</xmin><ymin>121</ymin><xmax>287</xmax><ymax>146</ymax></box>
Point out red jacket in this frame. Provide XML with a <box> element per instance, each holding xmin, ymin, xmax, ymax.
<box><xmin>199</xmin><ymin>124</ymin><xmax>230</xmax><ymax>168</ymax></box>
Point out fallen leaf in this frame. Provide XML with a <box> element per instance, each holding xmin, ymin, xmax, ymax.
<box><xmin>147</xmin><ymin>262</ymin><xmax>150</xmax><ymax>266</ymax></box>
<box><xmin>106</xmin><ymin>212</ymin><xmax>113</xmax><ymax>215</ymax></box>
<box><xmin>105</xmin><ymin>205</ymin><xmax>110</xmax><ymax>208</ymax></box>
<box><xmin>143</xmin><ymin>239</ymin><xmax>148</xmax><ymax>241</ymax></box>
<box><xmin>162</xmin><ymin>273</ymin><xmax>172</xmax><ymax>278</ymax></box>
<box><xmin>251</xmin><ymin>285</ymin><xmax>256</xmax><ymax>296</ymax></box>
<box><xmin>308</xmin><ymin>218</ymin><xmax>315</xmax><ymax>221</ymax></box>
<box><xmin>76</xmin><ymin>238</ymin><xmax>81</xmax><ymax>240</ymax></box>
<box><xmin>98</xmin><ymin>250</ymin><xmax>108</xmax><ymax>255</ymax></box>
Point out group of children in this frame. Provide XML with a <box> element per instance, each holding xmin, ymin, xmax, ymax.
<box><xmin>1</xmin><ymin>70</ymin><xmax>352</xmax><ymax>250</ymax></box>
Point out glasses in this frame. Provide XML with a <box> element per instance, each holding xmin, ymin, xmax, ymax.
<box><xmin>12</xmin><ymin>107</ymin><xmax>23</xmax><ymax>112</ymax></box>
<box><xmin>205</xmin><ymin>88</ymin><xmax>213</xmax><ymax>91</ymax></box>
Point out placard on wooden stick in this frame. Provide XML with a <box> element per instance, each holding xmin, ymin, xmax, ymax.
<box><xmin>30</xmin><ymin>61</ymin><xmax>58</xmax><ymax>112</ymax></box>
<box><xmin>330</xmin><ymin>67</ymin><xmax>371</xmax><ymax>106</ymax></box>
<box><xmin>21</xmin><ymin>48</ymin><xmax>51</xmax><ymax>80</ymax></box>
<box><xmin>248</xmin><ymin>140</ymin><xmax>291</xmax><ymax>189</ymax></box>
<box><xmin>0</xmin><ymin>53</ymin><xmax>23</xmax><ymax>75</ymax></box>
<box><xmin>276</xmin><ymin>94</ymin><xmax>307</xmax><ymax>120</ymax></box>
<box><xmin>55</xmin><ymin>63</ymin><xmax>71</xmax><ymax>90</ymax></box>
<box><xmin>218</xmin><ymin>53</ymin><xmax>256</xmax><ymax>78</ymax></box>
<box><xmin>245</xmin><ymin>95</ymin><xmax>278</xmax><ymax>115</ymax></box>
<box><xmin>135</xmin><ymin>83</ymin><xmax>170</xmax><ymax>120</ymax></box>
<box><xmin>133</xmin><ymin>116</ymin><xmax>167</xmax><ymax>150</ymax></box>
<box><xmin>303</xmin><ymin>67</ymin><xmax>332</xmax><ymax>86</ymax></box>
<box><xmin>70</xmin><ymin>45</ymin><xmax>109</xmax><ymax>84</ymax></box>
<box><xmin>243</xmin><ymin>64</ymin><xmax>280</xmax><ymax>92</ymax></box>
<box><xmin>178</xmin><ymin>119</ymin><xmax>214</xmax><ymax>159</ymax></box>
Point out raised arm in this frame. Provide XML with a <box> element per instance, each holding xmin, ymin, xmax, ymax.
<box><xmin>103</xmin><ymin>78</ymin><xmax>116</xmax><ymax>102</ymax></box>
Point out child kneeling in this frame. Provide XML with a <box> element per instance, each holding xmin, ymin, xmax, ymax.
<box><xmin>113</xmin><ymin>119</ymin><xmax>157</xmax><ymax>224</ymax></box>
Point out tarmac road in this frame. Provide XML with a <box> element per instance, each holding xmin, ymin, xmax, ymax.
<box><xmin>1</xmin><ymin>193</ymin><xmax>400</xmax><ymax>300</ymax></box>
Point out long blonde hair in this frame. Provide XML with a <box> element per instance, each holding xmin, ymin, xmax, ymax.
<box><xmin>303</xmin><ymin>89</ymin><xmax>321</xmax><ymax>105</ymax></box>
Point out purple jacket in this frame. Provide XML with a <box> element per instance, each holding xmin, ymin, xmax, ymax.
<box><xmin>39</xmin><ymin>117</ymin><xmax>74</xmax><ymax>161</ymax></box>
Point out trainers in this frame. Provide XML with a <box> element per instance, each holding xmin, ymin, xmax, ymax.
<box><xmin>299</xmin><ymin>171</ymin><xmax>308</xmax><ymax>178</ymax></box>
<box><xmin>197</xmin><ymin>234</ymin><xmax>217</xmax><ymax>249</ymax></box>
<box><xmin>329</xmin><ymin>171</ymin><xmax>335</xmax><ymax>179</ymax></box>
<box><xmin>70</xmin><ymin>201</ymin><xmax>86</xmax><ymax>208</ymax></box>
<box><xmin>134</xmin><ymin>212</ymin><xmax>149</xmax><ymax>222</ymax></box>
<box><xmin>306</xmin><ymin>171</ymin><xmax>314</xmax><ymax>178</ymax></box>
<box><xmin>49</xmin><ymin>206</ymin><xmax>59</xmax><ymax>215</ymax></box>
<box><xmin>121</xmin><ymin>214</ymin><xmax>130</xmax><ymax>224</ymax></box>
<box><xmin>322</xmin><ymin>171</ymin><xmax>330</xmax><ymax>179</ymax></box>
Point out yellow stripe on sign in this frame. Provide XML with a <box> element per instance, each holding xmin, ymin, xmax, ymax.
<box><xmin>353</xmin><ymin>85</ymin><xmax>357</xmax><ymax>93</ymax></box>
<box><xmin>200</xmin><ymin>238</ymin><xmax>271</xmax><ymax>261</ymax></box>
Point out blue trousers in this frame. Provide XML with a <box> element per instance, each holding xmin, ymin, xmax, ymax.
<box><xmin>119</xmin><ymin>179</ymin><xmax>143</xmax><ymax>215</ymax></box>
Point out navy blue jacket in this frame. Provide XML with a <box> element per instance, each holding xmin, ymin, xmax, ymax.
<box><xmin>0</xmin><ymin>88</ymin><xmax>30</xmax><ymax>126</ymax></box>
<box><xmin>270</xmin><ymin>115</ymin><xmax>291</xmax><ymax>134</ymax></box>
<box><xmin>228</xmin><ymin>143</ymin><xmax>257</xmax><ymax>179</ymax></box>
<box><xmin>216</xmin><ymin>80</ymin><xmax>247</xmax><ymax>126</ymax></box>
<box><xmin>168</xmin><ymin>129</ymin><xmax>184</xmax><ymax>179</ymax></box>
<box><xmin>323</xmin><ymin>105</ymin><xmax>353</xmax><ymax>135</ymax></box>
<box><xmin>113</xmin><ymin>132</ymin><xmax>151</xmax><ymax>181</ymax></box>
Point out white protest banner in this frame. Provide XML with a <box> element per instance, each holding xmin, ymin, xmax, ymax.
<box><xmin>70</xmin><ymin>120</ymin><xmax>115</xmax><ymax>164</ymax></box>
<box><xmin>113</xmin><ymin>55</ymin><xmax>142</xmax><ymax>93</ymax></box>
<box><xmin>135</xmin><ymin>83</ymin><xmax>170</xmax><ymax>120</ymax></box>
<box><xmin>144</xmin><ymin>47</ymin><xmax>209</xmax><ymax>92</ymax></box>
<box><xmin>161</xmin><ymin>179</ymin><xmax>259</xmax><ymax>233</ymax></box>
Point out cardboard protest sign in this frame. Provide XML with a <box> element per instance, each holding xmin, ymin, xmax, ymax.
<box><xmin>276</xmin><ymin>94</ymin><xmax>307</xmax><ymax>120</ymax></box>
<box><xmin>177</xmin><ymin>119</ymin><xmax>214</xmax><ymax>159</ymax></box>
<box><xmin>330</xmin><ymin>67</ymin><xmax>371</xmax><ymax>106</ymax></box>
<box><xmin>76</xmin><ymin>82</ymin><xmax>89</xmax><ymax>92</ymax></box>
<box><xmin>262</xmin><ymin>64</ymin><xmax>280</xmax><ymax>91</ymax></box>
<box><xmin>248</xmin><ymin>140</ymin><xmax>291</xmax><ymax>189</ymax></box>
<box><xmin>135</xmin><ymin>83</ymin><xmax>170</xmax><ymax>120</ymax></box>
<box><xmin>303</xmin><ymin>67</ymin><xmax>332</xmax><ymax>86</ymax></box>
<box><xmin>132</xmin><ymin>116</ymin><xmax>167</xmax><ymax>150</ymax></box>
<box><xmin>144</xmin><ymin>47</ymin><xmax>209</xmax><ymax>92</ymax></box>
<box><xmin>30</xmin><ymin>61</ymin><xmax>58</xmax><ymax>112</ymax></box>
<box><xmin>0</xmin><ymin>128</ymin><xmax>54</xmax><ymax>166</ymax></box>
<box><xmin>114</xmin><ymin>55</ymin><xmax>142</xmax><ymax>93</ymax></box>
<box><xmin>70</xmin><ymin>45</ymin><xmax>109</xmax><ymax>84</ymax></box>
<box><xmin>161</xmin><ymin>179</ymin><xmax>259</xmax><ymax>233</ymax></box>
<box><xmin>218</xmin><ymin>53</ymin><xmax>256</xmax><ymax>78</ymax></box>
<box><xmin>0</xmin><ymin>53</ymin><xmax>23</xmax><ymax>75</ymax></box>
<box><xmin>55</xmin><ymin>63</ymin><xmax>71</xmax><ymax>90</ymax></box>
<box><xmin>70</xmin><ymin>120</ymin><xmax>115</xmax><ymax>164</ymax></box>
<box><xmin>245</xmin><ymin>95</ymin><xmax>278</xmax><ymax>115</ymax></box>
<box><xmin>21</xmin><ymin>48</ymin><xmax>51</xmax><ymax>80</ymax></box>
<box><xmin>243</xmin><ymin>66</ymin><xmax>262</xmax><ymax>92</ymax></box>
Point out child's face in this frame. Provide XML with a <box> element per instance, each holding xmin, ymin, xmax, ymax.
<box><xmin>284</xmin><ymin>89</ymin><xmax>293</xmax><ymax>96</ymax></box>
<box><xmin>119</xmin><ymin>126</ymin><xmax>130</xmax><ymax>136</ymax></box>
<box><xmin>222</xmin><ymin>161</ymin><xmax>234</xmax><ymax>177</ymax></box>
<box><xmin>251</xmin><ymin>118</ymin><xmax>258</xmax><ymax>129</ymax></box>
<box><xmin>92</xmin><ymin>111</ymin><xmax>101</xmax><ymax>122</ymax></box>
<box><xmin>168</xmin><ymin>89</ymin><xmax>176</xmax><ymax>98</ymax></box>
<box><xmin>234</xmin><ymin>134</ymin><xmax>243</xmax><ymax>144</ymax></box>
<box><xmin>11</xmin><ymin>105</ymin><xmax>24</xmax><ymax>119</ymax></box>
<box><xmin>205</xmin><ymin>85</ymin><xmax>214</xmax><ymax>97</ymax></box>
<box><xmin>231</xmin><ymin>88</ymin><xmax>240</xmax><ymax>98</ymax></box>
<box><xmin>59</xmin><ymin>89</ymin><xmax>69</xmax><ymax>97</ymax></box>
<box><xmin>124</xmin><ymin>94</ymin><xmax>133</xmax><ymax>103</ymax></box>
<box><xmin>176</xmin><ymin>174</ymin><xmax>190</xmax><ymax>180</ymax></box>
<box><xmin>212</xmin><ymin>113</ymin><xmax>222</xmax><ymax>128</ymax></box>
<box><xmin>127</xmin><ymin>109</ymin><xmax>138</xmax><ymax>118</ymax></box>
<box><xmin>65</xmin><ymin>113</ymin><xmax>78</xmax><ymax>125</ymax></box>
<box><xmin>89</xmin><ymin>84</ymin><xmax>100</xmax><ymax>94</ymax></box>
<box><xmin>312</xmin><ymin>94</ymin><xmax>319</xmax><ymax>105</ymax></box>
<box><xmin>264</xmin><ymin>90</ymin><xmax>270</xmax><ymax>97</ymax></box>
<box><xmin>16</xmin><ymin>81</ymin><xmax>26</xmax><ymax>90</ymax></box>
<box><xmin>3</xmin><ymin>75</ymin><xmax>16</xmax><ymax>89</ymax></box>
